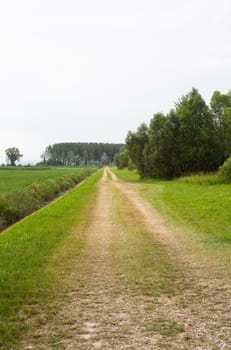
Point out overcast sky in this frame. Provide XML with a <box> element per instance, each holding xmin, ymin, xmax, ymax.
<box><xmin>0</xmin><ymin>0</ymin><xmax>231</xmax><ymax>163</ymax></box>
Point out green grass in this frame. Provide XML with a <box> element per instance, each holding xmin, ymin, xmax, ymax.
<box><xmin>177</xmin><ymin>172</ymin><xmax>220</xmax><ymax>185</ymax></box>
<box><xmin>111</xmin><ymin>167</ymin><xmax>154</xmax><ymax>183</ymax></box>
<box><xmin>0</xmin><ymin>170</ymin><xmax>102</xmax><ymax>349</ymax></box>
<box><xmin>0</xmin><ymin>167</ymin><xmax>95</xmax><ymax>193</ymax></box>
<box><xmin>112</xmin><ymin>167</ymin><xmax>231</xmax><ymax>243</ymax></box>
<box><xmin>0</xmin><ymin>167</ymin><xmax>96</xmax><ymax>226</ymax></box>
<box><xmin>110</xmin><ymin>183</ymin><xmax>184</xmax><ymax>298</ymax></box>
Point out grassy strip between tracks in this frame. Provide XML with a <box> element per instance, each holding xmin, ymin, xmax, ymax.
<box><xmin>0</xmin><ymin>170</ymin><xmax>102</xmax><ymax>349</ymax></box>
<box><xmin>112</xmin><ymin>168</ymin><xmax>231</xmax><ymax>247</ymax></box>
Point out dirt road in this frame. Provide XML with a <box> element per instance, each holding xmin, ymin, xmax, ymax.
<box><xmin>23</xmin><ymin>168</ymin><xmax>230</xmax><ymax>349</ymax></box>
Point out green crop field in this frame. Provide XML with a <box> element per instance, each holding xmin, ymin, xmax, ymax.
<box><xmin>0</xmin><ymin>167</ymin><xmax>94</xmax><ymax>193</ymax></box>
<box><xmin>0</xmin><ymin>167</ymin><xmax>96</xmax><ymax>227</ymax></box>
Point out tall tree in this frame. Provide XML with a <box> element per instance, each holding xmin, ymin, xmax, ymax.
<box><xmin>126</xmin><ymin>123</ymin><xmax>149</xmax><ymax>178</ymax></box>
<box><xmin>147</xmin><ymin>111</ymin><xmax>182</xmax><ymax>178</ymax></box>
<box><xmin>210</xmin><ymin>90</ymin><xmax>231</xmax><ymax>161</ymax></box>
<box><xmin>124</xmin><ymin>88</ymin><xmax>223</xmax><ymax>179</ymax></box>
<box><xmin>5</xmin><ymin>147</ymin><xmax>23</xmax><ymax>166</ymax></box>
<box><xmin>175</xmin><ymin>88</ymin><xmax>219</xmax><ymax>173</ymax></box>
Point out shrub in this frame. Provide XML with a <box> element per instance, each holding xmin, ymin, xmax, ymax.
<box><xmin>218</xmin><ymin>157</ymin><xmax>231</xmax><ymax>182</ymax></box>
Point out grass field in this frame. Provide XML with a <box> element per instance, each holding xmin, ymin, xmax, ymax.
<box><xmin>0</xmin><ymin>167</ymin><xmax>96</xmax><ymax>226</ymax></box>
<box><xmin>112</xmin><ymin>168</ymin><xmax>231</xmax><ymax>244</ymax></box>
<box><xmin>0</xmin><ymin>167</ymin><xmax>94</xmax><ymax>193</ymax></box>
<box><xmin>0</xmin><ymin>169</ymin><xmax>102</xmax><ymax>349</ymax></box>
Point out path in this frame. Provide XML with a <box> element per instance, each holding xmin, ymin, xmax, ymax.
<box><xmin>23</xmin><ymin>168</ymin><xmax>231</xmax><ymax>350</ymax></box>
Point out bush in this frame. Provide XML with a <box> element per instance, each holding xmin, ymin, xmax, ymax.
<box><xmin>218</xmin><ymin>157</ymin><xmax>231</xmax><ymax>182</ymax></box>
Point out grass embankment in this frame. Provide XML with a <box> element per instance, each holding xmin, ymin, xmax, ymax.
<box><xmin>0</xmin><ymin>170</ymin><xmax>102</xmax><ymax>349</ymax></box>
<box><xmin>0</xmin><ymin>167</ymin><xmax>96</xmax><ymax>227</ymax></box>
<box><xmin>112</xmin><ymin>168</ymin><xmax>231</xmax><ymax>245</ymax></box>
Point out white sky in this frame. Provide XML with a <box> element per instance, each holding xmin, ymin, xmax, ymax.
<box><xmin>0</xmin><ymin>0</ymin><xmax>231</xmax><ymax>163</ymax></box>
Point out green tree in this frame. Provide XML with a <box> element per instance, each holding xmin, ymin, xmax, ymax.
<box><xmin>73</xmin><ymin>154</ymin><xmax>81</xmax><ymax>166</ymax></box>
<box><xmin>67</xmin><ymin>151</ymin><xmax>75</xmax><ymax>166</ymax></box>
<box><xmin>147</xmin><ymin>111</ymin><xmax>182</xmax><ymax>179</ymax></box>
<box><xmin>175</xmin><ymin>88</ymin><xmax>219</xmax><ymax>173</ymax></box>
<box><xmin>101</xmin><ymin>152</ymin><xmax>109</xmax><ymax>165</ymax></box>
<box><xmin>82</xmin><ymin>149</ymin><xmax>89</xmax><ymax>166</ymax></box>
<box><xmin>210</xmin><ymin>90</ymin><xmax>231</xmax><ymax>161</ymax></box>
<box><xmin>114</xmin><ymin>148</ymin><xmax>130</xmax><ymax>169</ymax></box>
<box><xmin>126</xmin><ymin>123</ymin><xmax>149</xmax><ymax>178</ymax></box>
<box><xmin>43</xmin><ymin>143</ymin><xmax>124</xmax><ymax>166</ymax></box>
<box><xmin>5</xmin><ymin>147</ymin><xmax>23</xmax><ymax>166</ymax></box>
<box><xmin>40</xmin><ymin>147</ymin><xmax>51</xmax><ymax>164</ymax></box>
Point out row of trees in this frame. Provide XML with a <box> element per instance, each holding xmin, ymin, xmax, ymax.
<box><xmin>115</xmin><ymin>88</ymin><xmax>231</xmax><ymax>178</ymax></box>
<box><xmin>41</xmin><ymin>142</ymin><xmax>124</xmax><ymax>166</ymax></box>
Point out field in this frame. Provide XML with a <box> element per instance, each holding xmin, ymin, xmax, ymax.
<box><xmin>0</xmin><ymin>167</ymin><xmax>230</xmax><ymax>349</ymax></box>
<box><xmin>0</xmin><ymin>167</ymin><xmax>95</xmax><ymax>193</ymax></box>
<box><xmin>0</xmin><ymin>167</ymin><xmax>96</xmax><ymax>227</ymax></box>
<box><xmin>113</xmin><ymin>168</ymin><xmax>231</xmax><ymax>244</ymax></box>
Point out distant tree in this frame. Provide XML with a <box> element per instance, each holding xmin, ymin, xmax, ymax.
<box><xmin>73</xmin><ymin>154</ymin><xmax>81</xmax><ymax>166</ymax></box>
<box><xmin>114</xmin><ymin>148</ymin><xmax>130</xmax><ymax>169</ymax></box>
<box><xmin>43</xmin><ymin>143</ymin><xmax>124</xmax><ymax>166</ymax></box>
<box><xmin>82</xmin><ymin>149</ymin><xmax>89</xmax><ymax>166</ymax></box>
<box><xmin>5</xmin><ymin>147</ymin><xmax>23</xmax><ymax>166</ymax></box>
<box><xmin>40</xmin><ymin>147</ymin><xmax>51</xmax><ymax>164</ymax></box>
<box><xmin>101</xmin><ymin>152</ymin><xmax>110</xmax><ymax>165</ymax></box>
<box><xmin>67</xmin><ymin>150</ymin><xmax>75</xmax><ymax>166</ymax></box>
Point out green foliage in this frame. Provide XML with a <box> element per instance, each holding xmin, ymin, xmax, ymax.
<box><xmin>124</xmin><ymin>88</ymin><xmax>231</xmax><ymax>179</ymax></box>
<box><xmin>218</xmin><ymin>157</ymin><xmax>231</xmax><ymax>182</ymax></box>
<box><xmin>126</xmin><ymin>123</ymin><xmax>149</xmax><ymax>178</ymax></box>
<box><xmin>210</xmin><ymin>90</ymin><xmax>231</xmax><ymax>161</ymax></box>
<box><xmin>147</xmin><ymin>111</ymin><xmax>182</xmax><ymax>178</ymax></box>
<box><xmin>5</xmin><ymin>147</ymin><xmax>23</xmax><ymax>166</ymax></box>
<box><xmin>42</xmin><ymin>142</ymin><xmax>124</xmax><ymax>166</ymax></box>
<box><xmin>0</xmin><ymin>170</ymin><xmax>101</xmax><ymax>348</ymax></box>
<box><xmin>0</xmin><ymin>167</ymin><xmax>96</xmax><ymax>227</ymax></box>
<box><xmin>175</xmin><ymin>88</ymin><xmax>219</xmax><ymax>173</ymax></box>
<box><xmin>114</xmin><ymin>148</ymin><xmax>131</xmax><ymax>169</ymax></box>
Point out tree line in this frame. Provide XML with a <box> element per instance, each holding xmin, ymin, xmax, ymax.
<box><xmin>41</xmin><ymin>142</ymin><xmax>124</xmax><ymax>166</ymax></box>
<box><xmin>115</xmin><ymin>88</ymin><xmax>231</xmax><ymax>179</ymax></box>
